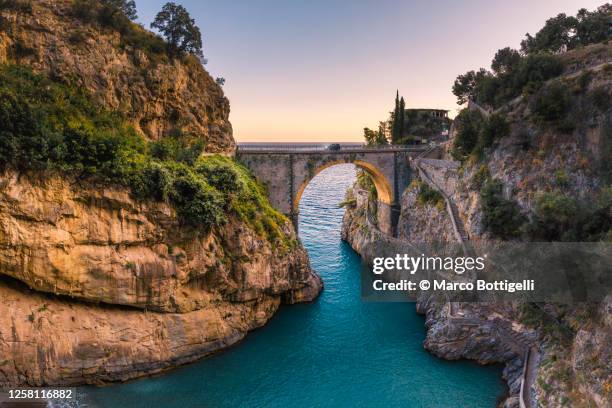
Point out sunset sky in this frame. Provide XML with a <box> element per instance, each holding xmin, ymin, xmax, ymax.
<box><xmin>137</xmin><ymin>1</ymin><xmax>603</xmax><ymax>142</ymax></box>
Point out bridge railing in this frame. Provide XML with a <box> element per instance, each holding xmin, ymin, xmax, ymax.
<box><xmin>236</xmin><ymin>143</ymin><xmax>430</xmax><ymax>152</ymax></box>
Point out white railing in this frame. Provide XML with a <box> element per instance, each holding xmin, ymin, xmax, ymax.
<box><xmin>519</xmin><ymin>348</ymin><xmax>531</xmax><ymax>408</ymax></box>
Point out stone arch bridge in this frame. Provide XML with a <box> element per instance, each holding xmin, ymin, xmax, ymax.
<box><xmin>236</xmin><ymin>144</ymin><xmax>429</xmax><ymax>236</ymax></box>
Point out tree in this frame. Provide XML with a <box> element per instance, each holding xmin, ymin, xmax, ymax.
<box><xmin>391</xmin><ymin>90</ymin><xmax>401</xmax><ymax>144</ymax></box>
<box><xmin>378</xmin><ymin>121</ymin><xmax>388</xmax><ymax>145</ymax></box>
<box><xmin>451</xmin><ymin>109</ymin><xmax>483</xmax><ymax>159</ymax></box>
<box><xmin>520</xmin><ymin>13</ymin><xmax>578</xmax><ymax>54</ymax></box>
<box><xmin>452</xmin><ymin>68</ymin><xmax>489</xmax><ymax>105</ymax></box>
<box><xmin>151</xmin><ymin>2</ymin><xmax>203</xmax><ymax>58</ymax></box>
<box><xmin>480</xmin><ymin>113</ymin><xmax>509</xmax><ymax>148</ymax></box>
<box><xmin>363</xmin><ymin>126</ymin><xmax>388</xmax><ymax>146</ymax></box>
<box><xmin>480</xmin><ymin>180</ymin><xmax>525</xmax><ymax>239</ymax></box>
<box><xmin>102</xmin><ymin>0</ymin><xmax>137</xmax><ymax>21</ymax></box>
<box><xmin>491</xmin><ymin>47</ymin><xmax>521</xmax><ymax>76</ymax></box>
<box><xmin>575</xmin><ymin>4</ymin><xmax>612</xmax><ymax>46</ymax></box>
<box><xmin>521</xmin><ymin>5</ymin><xmax>612</xmax><ymax>54</ymax></box>
<box><xmin>398</xmin><ymin>96</ymin><xmax>406</xmax><ymax>143</ymax></box>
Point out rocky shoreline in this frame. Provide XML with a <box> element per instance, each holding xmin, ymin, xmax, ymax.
<box><xmin>341</xmin><ymin>184</ymin><xmax>532</xmax><ymax>407</ymax></box>
<box><xmin>0</xmin><ymin>0</ymin><xmax>323</xmax><ymax>387</ymax></box>
<box><xmin>0</xmin><ymin>170</ymin><xmax>321</xmax><ymax>387</ymax></box>
<box><xmin>342</xmin><ymin>171</ymin><xmax>611</xmax><ymax>407</ymax></box>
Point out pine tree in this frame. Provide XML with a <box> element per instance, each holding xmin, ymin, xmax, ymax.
<box><xmin>391</xmin><ymin>90</ymin><xmax>400</xmax><ymax>144</ymax></box>
<box><xmin>399</xmin><ymin>96</ymin><xmax>406</xmax><ymax>144</ymax></box>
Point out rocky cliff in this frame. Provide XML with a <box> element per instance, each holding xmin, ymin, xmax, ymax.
<box><xmin>0</xmin><ymin>0</ymin><xmax>322</xmax><ymax>387</ymax></box>
<box><xmin>0</xmin><ymin>0</ymin><xmax>234</xmax><ymax>152</ymax></box>
<box><xmin>0</xmin><ymin>171</ymin><xmax>321</xmax><ymax>386</ymax></box>
<box><xmin>439</xmin><ymin>46</ymin><xmax>611</xmax><ymax>407</ymax></box>
<box><xmin>342</xmin><ymin>44</ymin><xmax>612</xmax><ymax>407</ymax></box>
<box><xmin>342</xmin><ymin>181</ymin><xmax>532</xmax><ymax>407</ymax></box>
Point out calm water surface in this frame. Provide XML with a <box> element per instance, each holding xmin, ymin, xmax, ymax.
<box><xmin>82</xmin><ymin>164</ymin><xmax>503</xmax><ymax>408</ymax></box>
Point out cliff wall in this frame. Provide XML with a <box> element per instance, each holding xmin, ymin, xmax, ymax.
<box><xmin>342</xmin><ymin>44</ymin><xmax>612</xmax><ymax>407</ymax></box>
<box><xmin>0</xmin><ymin>0</ymin><xmax>322</xmax><ymax>386</ymax></box>
<box><xmin>0</xmin><ymin>0</ymin><xmax>234</xmax><ymax>152</ymax></box>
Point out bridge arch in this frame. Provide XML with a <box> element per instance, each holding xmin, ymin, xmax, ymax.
<box><xmin>236</xmin><ymin>145</ymin><xmax>425</xmax><ymax>236</ymax></box>
<box><xmin>293</xmin><ymin>159</ymin><xmax>393</xmax><ymax>213</ymax></box>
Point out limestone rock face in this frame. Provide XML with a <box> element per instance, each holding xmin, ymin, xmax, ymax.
<box><xmin>0</xmin><ymin>171</ymin><xmax>322</xmax><ymax>386</ymax></box>
<box><xmin>340</xmin><ymin>43</ymin><xmax>612</xmax><ymax>408</ymax></box>
<box><xmin>0</xmin><ymin>280</ymin><xmax>279</xmax><ymax>386</ymax></box>
<box><xmin>0</xmin><ymin>2</ymin><xmax>324</xmax><ymax>386</ymax></box>
<box><xmin>0</xmin><ymin>172</ymin><xmax>320</xmax><ymax>313</ymax></box>
<box><xmin>0</xmin><ymin>0</ymin><xmax>234</xmax><ymax>152</ymax></box>
<box><xmin>397</xmin><ymin>183</ymin><xmax>455</xmax><ymax>243</ymax></box>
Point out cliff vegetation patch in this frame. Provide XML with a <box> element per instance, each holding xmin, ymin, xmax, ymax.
<box><xmin>0</xmin><ymin>64</ymin><xmax>290</xmax><ymax>245</ymax></box>
<box><xmin>452</xmin><ymin>4</ymin><xmax>611</xmax><ymax>110</ymax></box>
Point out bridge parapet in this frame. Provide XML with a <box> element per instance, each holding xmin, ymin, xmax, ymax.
<box><xmin>237</xmin><ymin>143</ymin><xmax>426</xmax><ymax>153</ymax></box>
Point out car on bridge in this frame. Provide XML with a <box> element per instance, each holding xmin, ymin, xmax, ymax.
<box><xmin>326</xmin><ymin>143</ymin><xmax>341</xmax><ymax>151</ymax></box>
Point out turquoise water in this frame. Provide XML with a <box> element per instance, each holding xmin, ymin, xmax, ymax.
<box><xmin>83</xmin><ymin>164</ymin><xmax>503</xmax><ymax>408</ymax></box>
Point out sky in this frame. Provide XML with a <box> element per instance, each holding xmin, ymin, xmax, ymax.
<box><xmin>136</xmin><ymin>1</ymin><xmax>603</xmax><ymax>142</ymax></box>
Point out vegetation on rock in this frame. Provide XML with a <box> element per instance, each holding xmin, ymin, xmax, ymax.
<box><xmin>452</xmin><ymin>4</ymin><xmax>611</xmax><ymax>109</ymax></box>
<box><xmin>479</xmin><ymin>179</ymin><xmax>525</xmax><ymax>239</ymax></box>
<box><xmin>520</xmin><ymin>5</ymin><xmax>612</xmax><ymax>54</ymax></box>
<box><xmin>527</xmin><ymin>189</ymin><xmax>612</xmax><ymax>242</ymax></box>
<box><xmin>415</xmin><ymin>181</ymin><xmax>445</xmax><ymax>209</ymax></box>
<box><xmin>71</xmin><ymin>0</ymin><xmax>168</xmax><ymax>59</ymax></box>
<box><xmin>451</xmin><ymin>110</ymin><xmax>510</xmax><ymax>160</ymax></box>
<box><xmin>0</xmin><ymin>65</ymin><xmax>289</xmax><ymax>243</ymax></box>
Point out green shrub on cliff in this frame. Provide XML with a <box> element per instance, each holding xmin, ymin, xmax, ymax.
<box><xmin>451</xmin><ymin>109</ymin><xmax>483</xmax><ymax>160</ymax></box>
<box><xmin>197</xmin><ymin>155</ymin><xmax>291</xmax><ymax>246</ymax></box>
<box><xmin>452</xmin><ymin>53</ymin><xmax>564</xmax><ymax>109</ymax></box>
<box><xmin>452</xmin><ymin>109</ymin><xmax>511</xmax><ymax>161</ymax></box>
<box><xmin>480</xmin><ymin>113</ymin><xmax>510</xmax><ymax>148</ymax></box>
<box><xmin>528</xmin><ymin>192</ymin><xmax>578</xmax><ymax>241</ymax></box>
<box><xmin>415</xmin><ymin>181</ymin><xmax>445</xmax><ymax>209</ymax></box>
<box><xmin>480</xmin><ymin>179</ymin><xmax>526</xmax><ymax>239</ymax></box>
<box><xmin>0</xmin><ymin>64</ymin><xmax>146</xmax><ymax>179</ymax></box>
<box><xmin>527</xmin><ymin>189</ymin><xmax>611</xmax><ymax>241</ymax></box>
<box><xmin>357</xmin><ymin>169</ymin><xmax>377</xmax><ymax>200</ymax></box>
<box><xmin>451</xmin><ymin>3</ymin><xmax>612</xmax><ymax>109</ymax></box>
<box><xmin>150</xmin><ymin>134</ymin><xmax>204</xmax><ymax>165</ymax></box>
<box><xmin>166</xmin><ymin>165</ymin><xmax>226</xmax><ymax>228</ymax></box>
<box><xmin>470</xmin><ymin>164</ymin><xmax>490</xmax><ymax>190</ymax></box>
<box><xmin>195</xmin><ymin>157</ymin><xmax>240</xmax><ymax>194</ymax></box>
<box><xmin>72</xmin><ymin>0</ymin><xmax>167</xmax><ymax>60</ymax></box>
<box><xmin>531</xmin><ymin>82</ymin><xmax>571</xmax><ymax>123</ymax></box>
<box><xmin>0</xmin><ymin>64</ymin><xmax>290</xmax><ymax>243</ymax></box>
<box><xmin>520</xmin><ymin>5</ymin><xmax>612</xmax><ymax>54</ymax></box>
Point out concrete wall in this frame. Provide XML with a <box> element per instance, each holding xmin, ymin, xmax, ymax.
<box><xmin>237</xmin><ymin>150</ymin><xmax>420</xmax><ymax>236</ymax></box>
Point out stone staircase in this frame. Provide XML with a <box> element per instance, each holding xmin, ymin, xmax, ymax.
<box><xmin>448</xmin><ymin>200</ymin><xmax>469</xmax><ymax>241</ymax></box>
<box><xmin>411</xmin><ymin>156</ymin><xmax>469</xmax><ymax>246</ymax></box>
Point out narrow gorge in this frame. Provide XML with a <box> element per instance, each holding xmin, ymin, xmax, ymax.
<box><xmin>0</xmin><ymin>1</ymin><xmax>610</xmax><ymax>407</ymax></box>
